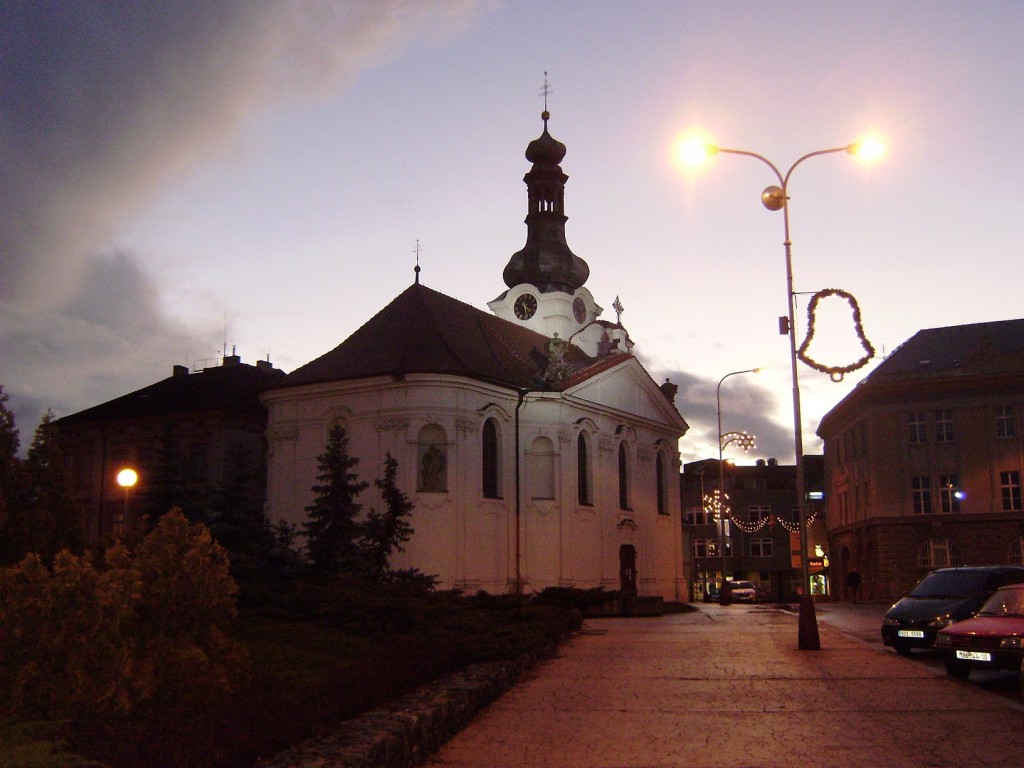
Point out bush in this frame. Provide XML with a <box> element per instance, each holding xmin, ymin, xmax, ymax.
<box><xmin>0</xmin><ymin>510</ymin><xmax>246</xmax><ymax>722</ymax></box>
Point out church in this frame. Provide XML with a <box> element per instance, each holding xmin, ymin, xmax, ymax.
<box><xmin>262</xmin><ymin>108</ymin><xmax>689</xmax><ymax>600</ymax></box>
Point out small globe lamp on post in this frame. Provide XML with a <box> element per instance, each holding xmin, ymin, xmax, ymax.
<box><xmin>715</xmin><ymin>367</ymin><xmax>763</xmax><ymax>604</ymax></box>
<box><xmin>116</xmin><ymin>467</ymin><xmax>138</xmax><ymax>536</ymax></box>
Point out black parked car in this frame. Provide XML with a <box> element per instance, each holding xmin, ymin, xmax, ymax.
<box><xmin>881</xmin><ymin>566</ymin><xmax>1024</xmax><ymax>654</ymax></box>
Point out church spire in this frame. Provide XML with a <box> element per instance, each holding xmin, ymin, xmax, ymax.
<box><xmin>502</xmin><ymin>82</ymin><xmax>589</xmax><ymax>294</ymax></box>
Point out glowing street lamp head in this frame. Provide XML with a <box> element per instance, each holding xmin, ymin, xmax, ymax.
<box><xmin>117</xmin><ymin>468</ymin><xmax>138</xmax><ymax>489</ymax></box>
<box><xmin>673</xmin><ymin>133</ymin><xmax>718</xmax><ymax>168</ymax></box>
<box><xmin>847</xmin><ymin>136</ymin><xmax>885</xmax><ymax>163</ymax></box>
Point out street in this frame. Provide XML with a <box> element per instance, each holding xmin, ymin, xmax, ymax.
<box><xmin>810</xmin><ymin>601</ymin><xmax>1024</xmax><ymax>706</ymax></box>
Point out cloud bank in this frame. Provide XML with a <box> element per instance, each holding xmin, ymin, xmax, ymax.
<box><xmin>0</xmin><ymin>0</ymin><xmax>479</xmax><ymax>436</ymax></box>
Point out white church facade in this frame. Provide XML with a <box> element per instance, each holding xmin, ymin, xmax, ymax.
<box><xmin>262</xmin><ymin>109</ymin><xmax>689</xmax><ymax>600</ymax></box>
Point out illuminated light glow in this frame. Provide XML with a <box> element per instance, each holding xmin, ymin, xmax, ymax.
<box><xmin>848</xmin><ymin>135</ymin><xmax>885</xmax><ymax>163</ymax></box>
<box><xmin>117</xmin><ymin>468</ymin><xmax>138</xmax><ymax>488</ymax></box>
<box><xmin>673</xmin><ymin>132</ymin><xmax>717</xmax><ymax>168</ymax></box>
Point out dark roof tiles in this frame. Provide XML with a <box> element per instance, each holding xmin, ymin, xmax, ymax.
<box><xmin>276</xmin><ymin>283</ymin><xmax>594</xmax><ymax>392</ymax></box>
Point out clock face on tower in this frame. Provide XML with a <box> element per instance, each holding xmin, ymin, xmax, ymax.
<box><xmin>514</xmin><ymin>293</ymin><xmax>538</xmax><ymax>320</ymax></box>
<box><xmin>573</xmin><ymin>297</ymin><xmax>587</xmax><ymax>323</ymax></box>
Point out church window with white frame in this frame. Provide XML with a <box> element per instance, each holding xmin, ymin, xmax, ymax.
<box><xmin>577</xmin><ymin>432</ymin><xmax>593</xmax><ymax>506</ymax></box>
<box><xmin>482</xmin><ymin>418</ymin><xmax>501</xmax><ymax>499</ymax></box>
<box><xmin>617</xmin><ymin>442</ymin><xmax>631</xmax><ymax>510</ymax></box>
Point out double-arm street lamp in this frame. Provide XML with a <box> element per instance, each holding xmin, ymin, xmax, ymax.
<box><xmin>715</xmin><ymin>367</ymin><xmax>762</xmax><ymax>604</ymax></box>
<box><xmin>682</xmin><ymin>136</ymin><xmax>883</xmax><ymax>642</ymax></box>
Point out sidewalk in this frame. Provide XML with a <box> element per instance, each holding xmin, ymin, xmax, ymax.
<box><xmin>422</xmin><ymin>603</ymin><xmax>1024</xmax><ymax>768</ymax></box>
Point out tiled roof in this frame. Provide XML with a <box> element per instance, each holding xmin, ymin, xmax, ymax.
<box><xmin>56</xmin><ymin>360</ymin><xmax>285</xmax><ymax>425</ymax></box>
<box><xmin>276</xmin><ymin>283</ymin><xmax>601</xmax><ymax>392</ymax></box>
<box><xmin>869</xmin><ymin>318</ymin><xmax>1024</xmax><ymax>379</ymax></box>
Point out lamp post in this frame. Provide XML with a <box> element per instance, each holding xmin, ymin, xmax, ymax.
<box><xmin>116</xmin><ymin>467</ymin><xmax>138</xmax><ymax>536</ymax></box>
<box><xmin>715</xmin><ymin>367</ymin><xmax>761</xmax><ymax>604</ymax></box>
<box><xmin>685</xmin><ymin>136</ymin><xmax>883</xmax><ymax>647</ymax></box>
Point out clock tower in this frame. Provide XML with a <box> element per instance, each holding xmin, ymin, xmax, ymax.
<box><xmin>489</xmin><ymin>108</ymin><xmax>601</xmax><ymax>344</ymax></box>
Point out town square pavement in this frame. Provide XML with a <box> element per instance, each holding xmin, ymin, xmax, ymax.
<box><xmin>422</xmin><ymin>602</ymin><xmax>1024</xmax><ymax>768</ymax></box>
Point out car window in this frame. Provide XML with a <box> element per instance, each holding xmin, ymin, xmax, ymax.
<box><xmin>908</xmin><ymin>570</ymin><xmax>988</xmax><ymax>598</ymax></box>
<box><xmin>992</xmin><ymin>571</ymin><xmax>1024</xmax><ymax>589</ymax></box>
<box><xmin>978</xmin><ymin>588</ymin><xmax>1024</xmax><ymax>617</ymax></box>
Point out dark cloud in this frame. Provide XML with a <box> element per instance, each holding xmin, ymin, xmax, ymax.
<box><xmin>0</xmin><ymin>0</ymin><xmax>478</xmax><ymax>443</ymax></box>
<box><xmin>0</xmin><ymin>252</ymin><xmax>206</xmax><ymax>435</ymax></box>
<box><xmin>648</xmin><ymin>363</ymin><xmax>796</xmax><ymax>464</ymax></box>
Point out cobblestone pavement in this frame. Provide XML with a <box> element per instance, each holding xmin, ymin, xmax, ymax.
<box><xmin>422</xmin><ymin>603</ymin><xmax>1024</xmax><ymax>768</ymax></box>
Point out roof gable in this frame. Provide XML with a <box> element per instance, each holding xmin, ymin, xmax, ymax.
<box><xmin>566</xmin><ymin>355</ymin><xmax>689</xmax><ymax>433</ymax></box>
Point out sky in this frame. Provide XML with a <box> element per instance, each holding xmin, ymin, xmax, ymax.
<box><xmin>2</xmin><ymin>1</ymin><xmax>1022</xmax><ymax>466</ymax></box>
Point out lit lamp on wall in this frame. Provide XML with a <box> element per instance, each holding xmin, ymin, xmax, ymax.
<box><xmin>679</xmin><ymin>134</ymin><xmax>883</xmax><ymax>648</ymax></box>
<box><xmin>116</xmin><ymin>467</ymin><xmax>138</xmax><ymax>535</ymax></box>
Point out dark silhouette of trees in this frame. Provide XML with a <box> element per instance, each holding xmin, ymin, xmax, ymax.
<box><xmin>362</xmin><ymin>452</ymin><xmax>414</xmax><ymax>578</ymax></box>
<box><xmin>302</xmin><ymin>424</ymin><xmax>369</xmax><ymax>576</ymax></box>
<box><xmin>0</xmin><ymin>401</ymin><xmax>83</xmax><ymax>565</ymax></box>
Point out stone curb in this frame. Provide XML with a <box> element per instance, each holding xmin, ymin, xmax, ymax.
<box><xmin>255</xmin><ymin>643</ymin><xmax>557</xmax><ymax>768</ymax></box>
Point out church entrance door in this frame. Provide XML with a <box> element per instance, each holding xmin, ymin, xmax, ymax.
<box><xmin>619</xmin><ymin>544</ymin><xmax>637</xmax><ymax>596</ymax></box>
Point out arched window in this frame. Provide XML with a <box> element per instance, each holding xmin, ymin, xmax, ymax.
<box><xmin>1009</xmin><ymin>537</ymin><xmax>1024</xmax><ymax>565</ymax></box>
<box><xmin>417</xmin><ymin>424</ymin><xmax>448</xmax><ymax>492</ymax></box>
<box><xmin>530</xmin><ymin>436</ymin><xmax>555</xmax><ymax>500</ymax></box>
<box><xmin>577</xmin><ymin>433</ymin><xmax>592</xmax><ymax>506</ymax></box>
<box><xmin>917</xmin><ymin>537</ymin><xmax>964</xmax><ymax>568</ymax></box>
<box><xmin>656</xmin><ymin>450</ymin><xmax>668</xmax><ymax>515</ymax></box>
<box><xmin>482</xmin><ymin>419</ymin><xmax>501</xmax><ymax>499</ymax></box>
<box><xmin>618</xmin><ymin>443</ymin><xmax>630</xmax><ymax>510</ymax></box>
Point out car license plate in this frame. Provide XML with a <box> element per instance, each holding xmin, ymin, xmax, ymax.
<box><xmin>897</xmin><ymin>630</ymin><xmax>925</xmax><ymax>638</ymax></box>
<box><xmin>956</xmin><ymin>650</ymin><xmax>992</xmax><ymax>662</ymax></box>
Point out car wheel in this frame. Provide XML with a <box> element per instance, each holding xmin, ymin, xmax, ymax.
<box><xmin>945</xmin><ymin>660</ymin><xmax>971</xmax><ymax>679</ymax></box>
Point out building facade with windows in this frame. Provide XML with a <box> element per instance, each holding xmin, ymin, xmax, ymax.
<box><xmin>817</xmin><ymin>319</ymin><xmax>1024</xmax><ymax>601</ymax></box>
<box><xmin>680</xmin><ymin>456</ymin><xmax>826</xmax><ymax>603</ymax></box>
<box><xmin>55</xmin><ymin>354</ymin><xmax>285</xmax><ymax>539</ymax></box>
<box><xmin>262</xmin><ymin>111</ymin><xmax>689</xmax><ymax>599</ymax></box>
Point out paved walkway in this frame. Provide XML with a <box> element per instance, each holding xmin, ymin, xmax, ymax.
<box><xmin>423</xmin><ymin>603</ymin><xmax>1024</xmax><ymax>768</ymax></box>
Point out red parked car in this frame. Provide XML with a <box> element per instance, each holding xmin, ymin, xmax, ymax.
<box><xmin>935</xmin><ymin>583</ymin><xmax>1024</xmax><ymax>679</ymax></box>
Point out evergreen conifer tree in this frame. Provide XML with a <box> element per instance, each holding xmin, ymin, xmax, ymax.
<box><xmin>25</xmin><ymin>409</ymin><xmax>84</xmax><ymax>561</ymax></box>
<box><xmin>0</xmin><ymin>386</ymin><xmax>25</xmax><ymax>563</ymax></box>
<box><xmin>302</xmin><ymin>424</ymin><xmax>368</xmax><ymax>575</ymax></box>
<box><xmin>362</xmin><ymin>452</ymin><xmax>414</xmax><ymax>578</ymax></box>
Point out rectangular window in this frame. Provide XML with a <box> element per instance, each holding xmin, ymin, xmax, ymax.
<box><xmin>683</xmin><ymin>507</ymin><xmax>705</xmax><ymax>525</ymax></box>
<box><xmin>746</xmin><ymin>505</ymin><xmax>772</xmax><ymax>524</ymax></box>
<box><xmin>908</xmin><ymin>412</ymin><xmax>927</xmax><ymax>444</ymax></box>
<box><xmin>188</xmin><ymin>444</ymin><xmax>207</xmax><ymax>482</ymax></box>
<box><xmin>1001</xmin><ymin>471</ymin><xmax>1022</xmax><ymax>512</ymax></box>
<box><xmin>750</xmin><ymin>537</ymin><xmax>773</xmax><ymax>557</ymax></box>
<box><xmin>935</xmin><ymin>409</ymin><xmax>954</xmax><ymax>443</ymax></box>
<box><xmin>912</xmin><ymin>476</ymin><xmax>932</xmax><ymax>514</ymax></box>
<box><xmin>938</xmin><ymin>473</ymin><xmax>961</xmax><ymax>513</ymax></box>
<box><xmin>997</xmin><ymin>406</ymin><xmax>1016</xmax><ymax>439</ymax></box>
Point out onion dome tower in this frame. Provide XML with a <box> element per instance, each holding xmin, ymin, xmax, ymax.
<box><xmin>502</xmin><ymin>109</ymin><xmax>589</xmax><ymax>294</ymax></box>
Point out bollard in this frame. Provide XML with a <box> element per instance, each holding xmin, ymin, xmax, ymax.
<box><xmin>797</xmin><ymin>594</ymin><xmax>821</xmax><ymax>650</ymax></box>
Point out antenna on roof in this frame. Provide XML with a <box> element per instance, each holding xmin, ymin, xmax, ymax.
<box><xmin>413</xmin><ymin>239</ymin><xmax>422</xmax><ymax>284</ymax></box>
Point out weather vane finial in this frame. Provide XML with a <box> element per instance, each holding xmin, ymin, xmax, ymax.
<box><xmin>413</xmin><ymin>239</ymin><xmax>422</xmax><ymax>284</ymax></box>
<box><xmin>539</xmin><ymin>71</ymin><xmax>552</xmax><ymax>120</ymax></box>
